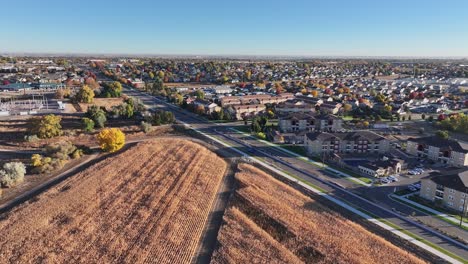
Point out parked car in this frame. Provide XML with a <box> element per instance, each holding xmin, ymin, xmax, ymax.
<box><xmin>381</xmin><ymin>178</ymin><xmax>390</xmax><ymax>184</ymax></box>
<box><xmin>408</xmin><ymin>186</ymin><xmax>417</xmax><ymax>192</ymax></box>
<box><xmin>388</xmin><ymin>175</ymin><xmax>399</xmax><ymax>182</ymax></box>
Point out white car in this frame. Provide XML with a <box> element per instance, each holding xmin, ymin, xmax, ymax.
<box><xmin>381</xmin><ymin>178</ymin><xmax>390</xmax><ymax>184</ymax></box>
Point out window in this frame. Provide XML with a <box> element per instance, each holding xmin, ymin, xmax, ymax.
<box><xmin>462</xmin><ymin>193</ymin><xmax>466</xmax><ymax>198</ymax></box>
<box><xmin>448</xmin><ymin>189</ymin><xmax>455</xmax><ymax>194</ymax></box>
<box><xmin>447</xmin><ymin>202</ymin><xmax>454</xmax><ymax>207</ymax></box>
<box><xmin>426</xmin><ymin>187</ymin><xmax>431</xmax><ymax>191</ymax></box>
<box><xmin>448</xmin><ymin>195</ymin><xmax>454</xmax><ymax>201</ymax></box>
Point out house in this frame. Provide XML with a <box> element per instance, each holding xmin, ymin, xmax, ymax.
<box><xmin>419</xmin><ymin>169</ymin><xmax>468</xmax><ymax>213</ymax></box>
<box><xmin>193</xmin><ymin>99</ymin><xmax>220</xmax><ymax>114</ymax></box>
<box><xmin>406</xmin><ymin>136</ymin><xmax>468</xmax><ymax>167</ymax></box>
<box><xmin>357</xmin><ymin>158</ymin><xmax>403</xmax><ymax>178</ymax></box>
<box><xmin>278</xmin><ymin>113</ymin><xmax>343</xmax><ymax>133</ymax></box>
<box><xmin>304</xmin><ymin>131</ymin><xmax>390</xmax><ymax>156</ymax></box>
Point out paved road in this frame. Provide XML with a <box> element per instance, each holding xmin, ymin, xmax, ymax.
<box><xmin>118</xmin><ymin>81</ymin><xmax>468</xmax><ymax>262</ymax></box>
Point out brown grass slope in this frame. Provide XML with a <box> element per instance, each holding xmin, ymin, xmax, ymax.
<box><xmin>211</xmin><ymin>164</ymin><xmax>425</xmax><ymax>264</ymax></box>
<box><xmin>0</xmin><ymin>139</ymin><xmax>227</xmax><ymax>264</ymax></box>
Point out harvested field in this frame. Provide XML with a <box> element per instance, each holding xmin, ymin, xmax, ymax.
<box><xmin>211</xmin><ymin>164</ymin><xmax>425</xmax><ymax>264</ymax></box>
<box><xmin>0</xmin><ymin>139</ymin><xmax>227</xmax><ymax>263</ymax></box>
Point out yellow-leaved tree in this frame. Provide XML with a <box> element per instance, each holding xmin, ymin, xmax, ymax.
<box><xmin>96</xmin><ymin>128</ymin><xmax>125</xmax><ymax>153</ymax></box>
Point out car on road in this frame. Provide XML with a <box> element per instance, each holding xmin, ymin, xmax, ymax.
<box><xmin>408</xmin><ymin>170</ymin><xmax>421</xmax><ymax>175</ymax></box>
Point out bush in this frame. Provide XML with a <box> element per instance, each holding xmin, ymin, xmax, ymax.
<box><xmin>0</xmin><ymin>162</ymin><xmax>26</xmax><ymax>188</ymax></box>
<box><xmin>28</xmin><ymin>114</ymin><xmax>63</xmax><ymax>139</ymax></box>
<box><xmin>97</xmin><ymin>128</ymin><xmax>125</xmax><ymax>153</ymax></box>
<box><xmin>82</xmin><ymin>117</ymin><xmax>95</xmax><ymax>132</ymax></box>
<box><xmin>86</xmin><ymin>105</ymin><xmax>107</xmax><ymax>128</ymax></box>
<box><xmin>24</xmin><ymin>135</ymin><xmax>39</xmax><ymax>142</ymax></box>
<box><xmin>140</xmin><ymin>121</ymin><xmax>152</xmax><ymax>133</ymax></box>
<box><xmin>256</xmin><ymin>132</ymin><xmax>267</xmax><ymax>140</ymax></box>
<box><xmin>31</xmin><ymin>141</ymin><xmax>83</xmax><ymax>174</ymax></box>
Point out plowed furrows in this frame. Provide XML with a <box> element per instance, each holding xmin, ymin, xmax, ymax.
<box><xmin>119</xmin><ymin>149</ymin><xmax>200</xmax><ymax>263</ymax></box>
<box><xmin>63</xmin><ymin>143</ymin><xmax>173</xmax><ymax>262</ymax></box>
<box><xmin>1</xmin><ymin>147</ymin><xmax>151</xmax><ymax>264</ymax></box>
<box><xmin>1</xmin><ymin>148</ymin><xmax>144</xmax><ymax>264</ymax></box>
<box><xmin>124</xmin><ymin>148</ymin><xmax>205</xmax><ymax>263</ymax></box>
<box><xmin>25</xmin><ymin>145</ymin><xmax>155</xmax><ymax>263</ymax></box>
<box><xmin>75</xmin><ymin>143</ymin><xmax>187</xmax><ymax>262</ymax></box>
<box><xmin>145</xmin><ymin>153</ymin><xmax>221</xmax><ymax>264</ymax></box>
<box><xmin>163</xmin><ymin>166</ymin><xmax>223</xmax><ymax>263</ymax></box>
<box><xmin>109</xmin><ymin>144</ymin><xmax>199</xmax><ymax>262</ymax></box>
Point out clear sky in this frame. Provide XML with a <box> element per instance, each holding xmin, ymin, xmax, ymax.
<box><xmin>1</xmin><ymin>0</ymin><xmax>468</xmax><ymax>57</ymax></box>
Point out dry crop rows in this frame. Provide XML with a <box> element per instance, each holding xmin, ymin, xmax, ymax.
<box><xmin>211</xmin><ymin>164</ymin><xmax>425</xmax><ymax>264</ymax></box>
<box><xmin>0</xmin><ymin>139</ymin><xmax>227</xmax><ymax>264</ymax></box>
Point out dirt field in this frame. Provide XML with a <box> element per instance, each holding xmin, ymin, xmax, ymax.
<box><xmin>78</xmin><ymin>98</ymin><xmax>124</xmax><ymax>112</ymax></box>
<box><xmin>0</xmin><ymin>139</ymin><xmax>227</xmax><ymax>263</ymax></box>
<box><xmin>211</xmin><ymin>164</ymin><xmax>424</xmax><ymax>264</ymax></box>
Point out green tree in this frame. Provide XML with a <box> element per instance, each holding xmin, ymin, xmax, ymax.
<box><xmin>82</xmin><ymin>117</ymin><xmax>95</xmax><ymax>132</ymax></box>
<box><xmin>151</xmin><ymin>78</ymin><xmax>163</xmax><ymax>94</ymax></box>
<box><xmin>194</xmin><ymin>90</ymin><xmax>205</xmax><ymax>99</ymax></box>
<box><xmin>435</xmin><ymin>130</ymin><xmax>449</xmax><ymax>140</ymax></box>
<box><xmin>102</xmin><ymin>81</ymin><xmax>123</xmax><ymax>97</ymax></box>
<box><xmin>29</xmin><ymin>114</ymin><xmax>63</xmax><ymax>139</ymax></box>
<box><xmin>86</xmin><ymin>105</ymin><xmax>107</xmax><ymax>128</ymax></box>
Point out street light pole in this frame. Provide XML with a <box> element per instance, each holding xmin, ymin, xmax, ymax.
<box><xmin>460</xmin><ymin>187</ymin><xmax>468</xmax><ymax>227</ymax></box>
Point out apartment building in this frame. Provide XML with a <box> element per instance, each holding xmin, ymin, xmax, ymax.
<box><xmin>275</xmin><ymin>100</ymin><xmax>316</xmax><ymax>115</ymax></box>
<box><xmin>278</xmin><ymin>113</ymin><xmax>343</xmax><ymax>133</ymax></box>
<box><xmin>304</xmin><ymin>131</ymin><xmax>390</xmax><ymax>156</ymax></box>
<box><xmin>406</xmin><ymin>136</ymin><xmax>468</xmax><ymax>167</ymax></box>
<box><xmin>220</xmin><ymin>93</ymin><xmax>294</xmax><ymax>107</ymax></box>
<box><xmin>420</xmin><ymin>169</ymin><xmax>468</xmax><ymax>213</ymax></box>
<box><xmin>229</xmin><ymin>104</ymin><xmax>266</xmax><ymax>120</ymax></box>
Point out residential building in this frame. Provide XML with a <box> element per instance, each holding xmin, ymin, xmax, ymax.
<box><xmin>406</xmin><ymin>136</ymin><xmax>468</xmax><ymax>167</ymax></box>
<box><xmin>304</xmin><ymin>131</ymin><xmax>390</xmax><ymax>156</ymax></box>
<box><xmin>278</xmin><ymin>113</ymin><xmax>343</xmax><ymax>133</ymax></box>
<box><xmin>275</xmin><ymin>100</ymin><xmax>315</xmax><ymax>115</ymax></box>
<box><xmin>420</xmin><ymin>169</ymin><xmax>468</xmax><ymax>213</ymax></box>
<box><xmin>229</xmin><ymin>104</ymin><xmax>266</xmax><ymax>120</ymax></box>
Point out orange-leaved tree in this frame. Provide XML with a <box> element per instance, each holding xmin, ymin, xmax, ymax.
<box><xmin>96</xmin><ymin>128</ymin><xmax>125</xmax><ymax>153</ymax></box>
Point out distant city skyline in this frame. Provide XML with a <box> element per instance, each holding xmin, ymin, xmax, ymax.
<box><xmin>1</xmin><ymin>0</ymin><xmax>468</xmax><ymax>57</ymax></box>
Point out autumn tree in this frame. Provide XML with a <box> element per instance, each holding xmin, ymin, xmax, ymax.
<box><xmin>75</xmin><ymin>85</ymin><xmax>95</xmax><ymax>103</ymax></box>
<box><xmin>97</xmin><ymin>128</ymin><xmax>125</xmax><ymax>153</ymax></box>
<box><xmin>102</xmin><ymin>81</ymin><xmax>123</xmax><ymax>97</ymax></box>
<box><xmin>29</xmin><ymin>114</ymin><xmax>63</xmax><ymax>139</ymax></box>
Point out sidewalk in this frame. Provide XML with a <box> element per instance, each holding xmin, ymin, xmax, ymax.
<box><xmin>393</xmin><ymin>194</ymin><xmax>468</xmax><ymax>229</ymax></box>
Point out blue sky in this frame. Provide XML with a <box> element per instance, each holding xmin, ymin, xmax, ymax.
<box><xmin>1</xmin><ymin>0</ymin><xmax>468</xmax><ymax>57</ymax></box>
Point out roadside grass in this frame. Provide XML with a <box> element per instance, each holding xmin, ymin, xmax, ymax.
<box><xmin>408</xmin><ymin>195</ymin><xmax>468</xmax><ymax>225</ymax></box>
<box><xmin>394</xmin><ymin>188</ymin><xmax>416</xmax><ymax>196</ymax></box>
<box><xmin>390</xmin><ymin>195</ymin><xmax>468</xmax><ymax>232</ymax></box>
<box><xmin>350</xmin><ymin>204</ymin><xmax>468</xmax><ymax>264</ymax></box>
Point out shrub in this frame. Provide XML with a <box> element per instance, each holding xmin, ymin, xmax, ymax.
<box><xmin>96</xmin><ymin>128</ymin><xmax>125</xmax><ymax>153</ymax></box>
<box><xmin>82</xmin><ymin>117</ymin><xmax>95</xmax><ymax>132</ymax></box>
<box><xmin>28</xmin><ymin>114</ymin><xmax>63</xmax><ymax>139</ymax></box>
<box><xmin>141</xmin><ymin>121</ymin><xmax>152</xmax><ymax>133</ymax></box>
<box><xmin>0</xmin><ymin>162</ymin><xmax>26</xmax><ymax>188</ymax></box>
<box><xmin>24</xmin><ymin>135</ymin><xmax>39</xmax><ymax>142</ymax></box>
<box><xmin>31</xmin><ymin>142</ymin><xmax>82</xmax><ymax>174</ymax></box>
<box><xmin>86</xmin><ymin>105</ymin><xmax>107</xmax><ymax>128</ymax></box>
<box><xmin>256</xmin><ymin>132</ymin><xmax>267</xmax><ymax>140</ymax></box>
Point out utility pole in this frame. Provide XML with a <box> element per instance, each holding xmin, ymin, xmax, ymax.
<box><xmin>460</xmin><ymin>187</ymin><xmax>467</xmax><ymax>227</ymax></box>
